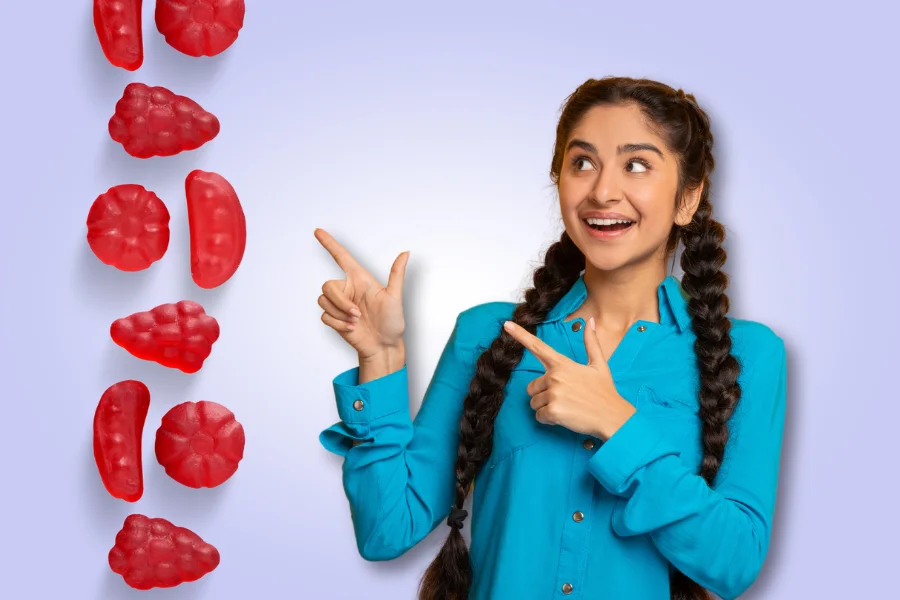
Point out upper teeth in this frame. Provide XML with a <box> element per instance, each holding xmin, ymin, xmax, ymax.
<box><xmin>586</xmin><ymin>218</ymin><xmax>632</xmax><ymax>225</ymax></box>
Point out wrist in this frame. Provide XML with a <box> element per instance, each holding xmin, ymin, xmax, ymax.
<box><xmin>358</xmin><ymin>343</ymin><xmax>406</xmax><ymax>384</ymax></box>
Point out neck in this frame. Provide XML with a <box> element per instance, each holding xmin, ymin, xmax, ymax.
<box><xmin>578</xmin><ymin>262</ymin><xmax>668</xmax><ymax>332</ymax></box>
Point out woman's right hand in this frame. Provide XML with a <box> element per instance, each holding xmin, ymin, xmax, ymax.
<box><xmin>314</xmin><ymin>228</ymin><xmax>410</xmax><ymax>360</ymax></box>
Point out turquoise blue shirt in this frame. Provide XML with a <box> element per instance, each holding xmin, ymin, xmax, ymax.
<box><xmin>319</xmin><ymin>274</ymin><xmax>787</xmax><ymax>599</ymax></box>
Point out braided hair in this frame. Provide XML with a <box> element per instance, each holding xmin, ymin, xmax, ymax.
<box><xmin>417</xmin><ymin>77</ymin><xmax>738</xmax><ymax>600</ymax></box>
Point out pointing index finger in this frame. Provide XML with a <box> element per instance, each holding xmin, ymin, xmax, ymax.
<box><xmin>503</xmin><ymin>320</ymin><xmax>561</xmax><ymax>368</ymax></box>
<box><xmin>314</xmin><ymin>228</ymin><xmax>361</xmax><ymax>273</ymax></box>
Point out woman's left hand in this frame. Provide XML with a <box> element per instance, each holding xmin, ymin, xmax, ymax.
<box><xmin>502</xmin><ymin>318</ymin><xmax>637</xmax><ymax>441</ymax></box>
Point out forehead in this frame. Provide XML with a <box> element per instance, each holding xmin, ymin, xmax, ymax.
<box><xmin>568</xmin><ymin>103</ymin><xmax>666</xmax><ymax>151</ymax></box>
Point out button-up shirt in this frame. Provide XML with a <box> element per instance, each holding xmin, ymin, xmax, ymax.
<box><xmin>319</xmin><ymin>274</ymin><xmax>787</xmax><ymax>599</ymax></box>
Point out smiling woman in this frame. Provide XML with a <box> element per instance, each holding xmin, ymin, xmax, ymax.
<box><xmin>316</xmin><ymin>76</ymin><xmax>787</xmax><ymax>600</ymax></box>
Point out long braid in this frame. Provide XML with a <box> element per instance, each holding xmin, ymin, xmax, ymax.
<box><xmin>417</xmin><ymin>232</ymin><xmax>584</xmax><ymax>600</ymax></box>
<box><xmin>668</xmin><ymin>93</ymin><xmax>742</xmax><ymax>600</ymax></box>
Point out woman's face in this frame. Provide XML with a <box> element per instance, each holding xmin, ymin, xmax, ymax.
<box><xmin>558</xmin><ymin>102</ymin><xmax>700</xmax><ymax>273</ymax></box>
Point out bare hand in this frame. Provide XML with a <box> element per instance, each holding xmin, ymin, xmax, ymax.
<box><xmin>502</xmin><ymin>317</ymin><xmax>636</xmax><ymax>440</ymax></box>
<box><xmin>314</xmin><ymin>228</ymin><xmax>409</xmax><ymax>359</ymax></box>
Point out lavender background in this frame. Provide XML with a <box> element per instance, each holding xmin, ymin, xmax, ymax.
<box><xmin>0</xmin><ymin>1</ymin><xmax>896</xmax><ymax>598</ymax></box>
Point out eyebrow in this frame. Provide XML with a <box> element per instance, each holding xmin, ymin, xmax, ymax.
<box><xmin>566</xmin><ymin>139</ymin><xmax>665</xmax><ymax>160</ymax></box>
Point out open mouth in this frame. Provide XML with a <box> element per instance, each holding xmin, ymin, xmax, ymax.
<box><xmin>584</xmin><ymin>218</ymin><xmax>635</xmax><ymax>232</ymax></box>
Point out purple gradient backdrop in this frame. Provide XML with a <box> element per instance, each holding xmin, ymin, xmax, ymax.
<box><xmin>0</xmin><ymin>1</ymin><xmax>896</xmax><ymax>598</ymax></box>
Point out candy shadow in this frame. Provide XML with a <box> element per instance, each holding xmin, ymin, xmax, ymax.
<box><xmin>83</xmin><ymin>6</ymin><xmax>132</xmax><ymax>99</ymax></box>
<box><xmin>101</xmin><ymin>344</ymin><xmax>201</xmax><ymax>403</ymax></box>
<box><xmin>144</xmin><ymin>458</ymin><xmax>233</xmax><ymax>522</ymax></box>
<box><xmin>145</xmin><ymin>27</ymin><xmax>231</xmax><ymax>91</ymax></box>
<box><xmin>76</xmin><ymin>242</ymin><xmax>156</xmax><ymax>307</ymax></box>
<box><xmin>101</xmin><ymin>568</ymin><xmax>214</xmax><ymax>599</ymax></box>
<box><xmin>99</xmin><ymin>140</ymin><xmax>212</xmax><ymax>191</ymax></box>
<box><xmin>83</xmin><ymin>437</ymin><xmax>135</xmax><ymax>532</ymax></box>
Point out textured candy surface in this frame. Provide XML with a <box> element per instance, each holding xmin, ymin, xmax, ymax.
<box><xmin>156</xmin><ymin>401</ymin><xmax>245</xmax><ymax>488</ymax></box>
<box><xmin>109</xmin><ymin>514</ymin><xmax>220</xmax><ymax>590</ymax></box>
<box><xmin>86</xmin><ymin>184</ymin><xmax>171</xmax><ymax>271</ymax></box>
<box><xmin>109</xmin><ymin>83</ymin><xmax>220</xmax><ymax>158</ymax></box>
<box><xmin>186</xmin><ymin>170</ymin><xmax>246</xmax><ymax>289</ymax></box>
<box><xmin>93</xmin><ymin>381</ymin><xmax>150</xmax><ymax>502</ymax></box>
<box><xmin>156</xmin><ymin>0</ymin><xmax>246</xmax><ymax>57</ymax></box>
<box><xmin>94</xmin><ymin>0</ymin><xmax>144</xmax><ymax>71</ymax></box>
<box><xmin>110</xmin><ymin>301</ymin><xmax>220</xmax><ymax>373</ymax></box>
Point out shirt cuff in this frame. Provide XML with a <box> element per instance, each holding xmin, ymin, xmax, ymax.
<box><xmin>586</xmin><ymin>409</ymin><xmax>679</xmax><ymax>494</ymax></box>
<box><xmin>332</xmin><ymin>364</ymin><xmax>410</xmax><ymax>424</ymax></box>
<box><xmin>318</xmin><ymin>364</ymin><xmax>411</xmax><ymax>457</ymax></box>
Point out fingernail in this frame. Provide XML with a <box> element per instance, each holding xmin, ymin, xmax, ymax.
<box><xmin>589</xmin><ymin>317</ymin><xmax>595</xmax><ymax>331</ymax></box>
<box><xmin>350</xmin><ymin>307</ymin><xmax>362</xmax><ymax>317</ymax></box>
<box><xmin>503</xmin><ymin>321</ymin><xmax>512</xmax><ymax>330</ymax></box>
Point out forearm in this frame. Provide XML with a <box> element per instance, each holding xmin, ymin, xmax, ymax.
<box><xmin>351</xmin><ymin>344</ymin><xmax>406</xmax><ymax>448</ymax></box>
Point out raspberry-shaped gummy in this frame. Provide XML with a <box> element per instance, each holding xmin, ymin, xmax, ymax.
<box><xmin>110</xmin><ymin>301</ymin><xmax>220</xmax><ymax>373</ymax></box>
<box><xmin>108</xmin><ymin>82</ymin><xmax>220</xmax><ymax>159</ymax></box>
<box><xmin>108</xmin><ymin>514</ymin><xmax>220</xmax><ymax>589</ymax></box>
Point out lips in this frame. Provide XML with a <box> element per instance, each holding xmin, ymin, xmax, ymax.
<box><xmin>582</xmin><ymin>218</ymin><xmax>635</xmax><ymax>239</ymax></box>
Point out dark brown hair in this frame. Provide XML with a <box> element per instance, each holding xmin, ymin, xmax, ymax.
<box><xmin>417</xmin><ymin>76</ymin><xmax>740</xmax><ymax>600</ymax></box>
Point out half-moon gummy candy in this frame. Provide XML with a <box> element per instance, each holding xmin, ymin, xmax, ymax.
<box><xmin>108</xmin><ymin>83</ymin><xmax>220</xmax><ymax>159</ymax></box>
<box><xmin>86</xmin><ymin>184</ymin><xmax>170</xmax><ymax>272</ymax></box>
<box><xmin>110</xmin><ymin>301</ymin><xmax>220</xmax><ymax>374</ymax></box>
<box><xmin>186</xmin><ymin>170</ymin><xmax>246</xmax><ymax>289</ymax></box>
<box><xmin>93</xmin><ymin>380</ymin><xmax>150</xmax><ymax>502</ymax></box>
<box><xmin>155</xmin><ymin>400</ymin><xmax>245</xmax><ymax>488</ymax></box>
<box><xmin>94</xmin><ymin>0</ymin><xmax>143</xmax><ymax>71</ymax></box>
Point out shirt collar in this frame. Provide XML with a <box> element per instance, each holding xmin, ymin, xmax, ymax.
<box><xmin>543</xmin><ymin>273</ymin><xmax>691</xmax><ymax>332</ymax></box>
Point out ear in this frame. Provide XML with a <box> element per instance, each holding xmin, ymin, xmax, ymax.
<box><xmin>675</xmin><ymin>182</ymin><xmax>703</xmax><ymax>227</ymax></box>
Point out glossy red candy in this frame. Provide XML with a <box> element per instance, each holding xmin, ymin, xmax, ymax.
<box><xmin>94</xmin><ymin>0</ymin><xmax>144</xmax><ymax>71</ymax></box>
<box><xmin>156</xmin><ymin>401</ymin><xmax>245</xmax><ymax>488</ymax></box>
<box><xmin>186</xmin><ymin>170</ymin><xmax>246</xmax><ymax>289</ymax></box>
<box><xmin>86</xmin><ymin>184</ymin><xmax>171</xmax><ymax>272</ymax></box>
<box><xmin>109</xmin><ymin>83</ymin><xmax>220</xmax><ymax>159</ymax></box>
<box><xmin>93</xmin><ymin>381</ymin><xmax>150</xmax><ymax>502</ymax></box>
<box><xmin>109</xmin><ymin>514</ymin><xmax>220</xmax><ymax>590</ymax></box>
<box><xmin>110</xmin><ymin>301</ymin><xmax>220</xmax><ymax>373</ymax></box>
<box><xmin>156</xmin><ymin>0</ymin><xmax>246</xmax><ymax>57</ymax></box>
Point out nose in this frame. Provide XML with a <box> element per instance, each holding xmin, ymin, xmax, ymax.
<box><xmin>589</xmin><ymin>164</ymin><xmax>623</xmax><ymax>205</ymax></box>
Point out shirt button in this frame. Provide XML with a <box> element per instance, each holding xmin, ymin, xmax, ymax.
<box><xmin>353</xmin><ymin>399</ymin><xmax>364</xmax><ymax>411</ymax></box>
<box><xmin>571</xmin><ymin>321</ymin><xmax>582</xmax><ymax>332</ymax></box>
<box><xmin>573</xmin><ymin>511</ymin><xmax>584</xmax><ymax>522</ymax></box>
<box><xmin>637</xmin><ymin>325</ymin><xmax>647</xmax><ymax>332</ymax></box>
<box><xmin>562</xmin><ymin>582</ymin><xmax>573</xmax><ymax>594</ymax></box>
<box><xmin>583</xmin><ymin>438</ymin><xmax>594</xmax><ymax>450</ymax></box>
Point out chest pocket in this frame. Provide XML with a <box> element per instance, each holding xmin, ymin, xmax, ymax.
<box><xmin>487</xmin><ymin>349</ymin><xmax>553</xmax><ymax>469</ymax></box>
<box><xmin>633</xmin><ymin>385</ymin><xmax>704</xmax><ymax>472</ymax></box>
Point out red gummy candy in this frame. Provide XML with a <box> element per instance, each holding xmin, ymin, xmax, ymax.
<box><xmin>156</xmin><ymin>0</ymin><xmax>246</xmax><ymax>57</ymax></box>
<box><xmin>186</xmin><ymin>170</ymin><xmax>246</xmax><ymax>289</ymax></box>
<box><xmin>93</xmin><ymin>381</ymin><xmax>150</xmax><ymax>502</ymax></box>
<box><xmin>110</xmin><ymin>301</ymin><xmax>220</xmax><ymax>374</ymax></box>
<box><xmin>109</xmin><ymin>514</ymin><xmax>220</xmax><ymax>590</ymax></box>
<box><xmin>94</xmin><ymin>0</ymin><xmax>144</xmax><ymax>71</ymax></box>
<box><xmin>86</xmin><ymin>184</ymin><xmax>171</xmax><ymax>272</ymax></box>
<box><xmin>156</xmin><ymin>401</ymin><xmax>245</xmax><ymax>488</ymax></box>
<box><xmin>109</xmin><ymin>83</ymin><xmax>220</xmax><ymax>159</ymax></box>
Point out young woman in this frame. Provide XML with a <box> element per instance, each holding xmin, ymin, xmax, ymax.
<box><xmin>314</xmin><ymin>76</ymin><xmax>787</xmax><ymax>600</ymax></box>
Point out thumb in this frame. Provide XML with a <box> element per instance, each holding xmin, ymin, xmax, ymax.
<box><xmin>585</xmin><ymin>317</ymin><xmax>608</xmax><ymax>368</ymax></box>
<box><xmin>386</xmin><ymin>251</ymin><xmax>410</xmax><ymax>297</ymax></box>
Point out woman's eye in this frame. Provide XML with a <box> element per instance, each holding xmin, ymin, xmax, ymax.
<box><xmin>627</xmin><ymin>159</ymin><xmax>649</xmax><ymax>173</ymax></box>
<box><xmin>573</xmin><ymin>157</ymin><xmax>594</xmax><ymax>171</ymax></box>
